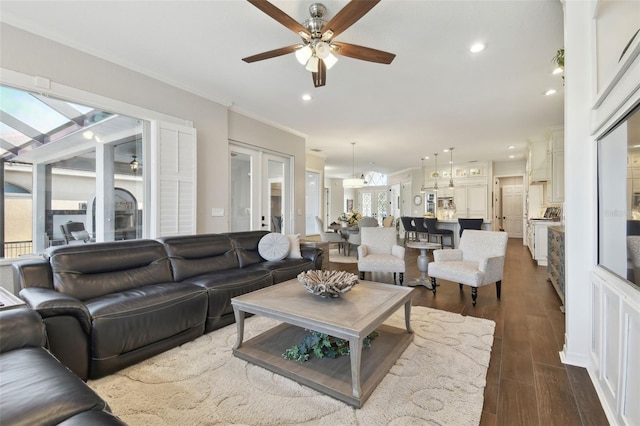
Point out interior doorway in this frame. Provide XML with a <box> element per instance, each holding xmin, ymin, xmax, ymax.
<box><xmin>495</xmin><ymin>176</ymin><xmax>524</xmax><ymax>238</ymax></box>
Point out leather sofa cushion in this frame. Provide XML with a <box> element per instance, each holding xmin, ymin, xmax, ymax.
<box><xmin>86</xmin><ymin>282</ymin><xmax>207</xmax><ymax>360</ymax></box>
<box><xmin>247</xmin><ymin>258</ymin><xmax>316</xmax><ymax>284</ymax></box>
<box><xmin>183</xmin><ymin>268</ymin><xmax>272</xmax><ymax>329</ymax></box>
<box><xmin>49</xmin><ymin>240</ymin><xmax>173</xmax><ymax>300</ymax></box>
<box><xmin>0</xmin><ymin>347</ymin><xmax>110</xmax><ymax>425</ymax></box>
<box><xmin>225</xmin><ymin>230</ymin><xmax>270</xmax><ymax>268</ymax></box>
<box><xmin>158</xmin><ymin>234</ymin><xmax>239</xmax><ymax>281</ymax></box>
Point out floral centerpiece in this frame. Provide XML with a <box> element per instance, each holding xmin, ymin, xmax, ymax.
<box><xmin>337</xmin><ymin>210</ymin><xmax>362</xmax><ymax>226</ymax></box>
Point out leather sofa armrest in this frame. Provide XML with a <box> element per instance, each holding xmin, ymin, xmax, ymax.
<box><xmin>0</xmin><ymin>309</ymin><xmax>46</xmax><ymax>353</ymax></box>
<box><xmin>19</xmin><ymin>287</ymin><xmax>92</xmax><ymax>334</ymax></box>
<box><xmin>12</xmin><ymin>258</ymin><xmax>53</xmax><ymax>290</ymax></box>
<box><xmin>300</xmin><ymin>247</ymin><xmax>323</xmax><ymax>269</ymax></box>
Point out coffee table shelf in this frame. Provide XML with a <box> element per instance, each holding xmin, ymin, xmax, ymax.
<box><xmin>231</xmin><ymin>279</ymin><xmax>414</xmax><ymax>408</ymax></box>
<box><xmin>233</xmin><ymin>322</ymin><xmax>412</xmax><ymax>408</ymax></box>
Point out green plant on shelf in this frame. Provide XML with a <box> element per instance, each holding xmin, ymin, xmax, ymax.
<box><xmin>283</xmin><ymin>330</ymin><xmax>379</xmax><ymax>363</ymax></box>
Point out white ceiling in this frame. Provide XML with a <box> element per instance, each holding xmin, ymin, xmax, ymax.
<box><xmin>0</xmin><ymin>0</ymin><xmax>565</xmax><ymax>179</ymax></box>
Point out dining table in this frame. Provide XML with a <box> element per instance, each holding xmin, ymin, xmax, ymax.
<box><xmin>327</xmin><ymin>223</ymin><xmax>359</xmax><ymax>255</ymax></box>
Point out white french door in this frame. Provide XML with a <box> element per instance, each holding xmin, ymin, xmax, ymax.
<box><xmin>229</xmin><ymin>144</ymin><xmax>291</xmax><ymax>233</ymax></box>
<box><xmin>359</xmin><ymin>188</ymin><xmax>389</xmax><ymax>225</ymax></box>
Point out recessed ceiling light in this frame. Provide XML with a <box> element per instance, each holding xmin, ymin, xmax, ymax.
<box><xmin>443</xmin><ymin>148</ymin><xmax>449</xmax><ymax>153</ymax></box>
<box><xmin>423</xmin><ymin>156</ymin><xmax>430</xmax><ymax>160</ymax></box>
<box><xmin>83</xmin><ymin>130</ymin><xmax>94</xmax><ymax>140</ymax></box>
<box><xmin>509</xmin><ymin>155</ymin><xmax>515</xmax><ymax>159</ymax></box>
<box><xmin>470</xmin><ymin>42</ymin><xmax>486</xmax><ymax>53</ymax></box>
<box><xmin>545</xmin><ymin>89</ymin><xmax>557</xmax><ymax>96</ymax></box>
<box><xmin>507</xmin><ymin>145</ymin><xmax>515</xmax><ymax>150</ymax></box>
<box><xmin>302</xmin><ymin>94</ymin><xmax>312</xmax><ymax>101</ymax></box>
<box><xmin>552</xmin><ymin>67</ymin><xmax>563</xmax><ymax>75</ymax></box>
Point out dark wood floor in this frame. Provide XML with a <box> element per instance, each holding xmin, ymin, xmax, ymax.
<box><xmin>328</xmin><ymin>238</ymin><xmax>609</xmax><ymax>426</ymax></box>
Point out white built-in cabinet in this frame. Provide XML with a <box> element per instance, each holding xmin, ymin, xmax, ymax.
<box><xmin>549</xmin><ymin>129</ymin><xmax>564</xmax><ymax>203</ymax></box>
<box><xmin>528</xmin><ymin>140</ymin><xmax>550</xmax><ymax>183</ymax></box>
<box><xmin>455</xmin><ymin>185</ymin><xmax>488</xmax><ymax>219</ymax></box>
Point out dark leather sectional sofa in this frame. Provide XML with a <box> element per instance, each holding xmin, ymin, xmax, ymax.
<box><xmin>0</xmin><ymin>308</ymin><xmax>126</xmax><ymax>425</ymax></box>
<box><xmin>12</xmin><ymin>231</ymin><xmax>323</xmax><ymax>381</ymax></box>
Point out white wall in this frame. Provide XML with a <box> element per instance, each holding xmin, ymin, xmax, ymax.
<box><xmin>564</xmin><ymin>1</ymin><xmax>640</xmax><ymax>424</ymax></box>
<box><xmin>0</xmin><ymin>22</ymin><xmax>315</xmax><ymax>236</ymax></box>
<box><xmin>493</xmin><ymin>160</ymin><xmax>526</xmax><ymax>176</ymax></box>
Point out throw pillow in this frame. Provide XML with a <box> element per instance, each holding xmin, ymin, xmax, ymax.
<box><xmin>258</xmin><ymin>233</ymin><xmax>290</xmax><ymax>261</ymax></box>
<box><xmin>71</xmin><ymin>230</ymin><xmax>91</xmax><ymax>242</ymax></box>
<box><xmin>287</xmin><ymin>234</ymin><xmax>302</xmax><ymax>259</ymax></box>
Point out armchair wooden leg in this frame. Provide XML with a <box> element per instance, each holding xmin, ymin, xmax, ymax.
<box><xmin>471</xmin><ymin>287</ymin><xmax>478</xmax><ymax>306</ymax></box>
<box><xmin>430</xmin><ymin>277</ymin><xmax>437</xmax><ymax>295</ymax></box>
<box><xmin>496</xmin><ymin>280</ymin><xmax>502</xmax><ymax>299</ymax></box>
<box><xmin>399</xmin><ymin>273</ymin><xmax>403</xmax><ymax>285</ymax></box>
<box><xmin>459</xmin><ymin>283</ymin><xmax>463</xmax><ymax>290</ymax></box>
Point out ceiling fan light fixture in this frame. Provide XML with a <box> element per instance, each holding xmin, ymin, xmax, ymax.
<box><xmin>315</xmin><ymin>41</ymin><xmax>331</xmax><ymax>59</ymax></box>
<box><xmin>305</xmin><ymin>55</ymin><xmax>319</xmax><ymax>72</ymax></box>
<box><xmin>295</xmin><ymin>45</ymin><xmax>313</xmax><ymax>65</ymax></box>
<box><xmin>323</xmin><ymin>52</ymin><xmax>338</xmax><ymax>69</ymax></box>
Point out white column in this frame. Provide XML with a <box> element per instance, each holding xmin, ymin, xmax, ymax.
<box><xmin>562</xmin><ymin>0</ymin><xmax>596</xmax><ymax>367</ymax></box>
<box><xmin>96</xmin><ymin>143</ymin><xmax>115</xmax><ymax>242</ymax></box>
<box><xmin>31</xmin><ymin>163</ymin><xmax>48</xmax><ymax>252</ymax></box>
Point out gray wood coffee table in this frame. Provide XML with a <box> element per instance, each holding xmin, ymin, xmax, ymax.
<box><xmin>231</xmin><ymin>279</ymin><xmax>414</xmax><ymax>407</ymax></box>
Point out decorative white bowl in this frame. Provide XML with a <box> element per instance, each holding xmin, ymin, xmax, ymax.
<box><xmin>297</xmin><ymin>270</ymin><xmax>359</xmax><ymax>298</ymax></box>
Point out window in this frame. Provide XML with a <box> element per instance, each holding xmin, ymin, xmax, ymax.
<box><xmin>598</xmin><ymin>102</ymin><xmax>640</xmax><ymax>288</ymax></box>
<box><xmin>0</xmin><ymin>85</ymin><xmax>146</xmax><ymax>257</ymax></box>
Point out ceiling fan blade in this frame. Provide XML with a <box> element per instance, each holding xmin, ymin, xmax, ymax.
<box><xmin>247</xmin><ymin>0</ymin><xmax>310</xmax><ymax>38</ymax></box>
<box><xmin>331</xmin><ymin>41</ymin><xmax>395</xmax><ymax>64</ymax></box>
<box><xmin>242</xmin><ymin>45</ymin><xmax>300</xmax><ymax>63</ymax></box>
<box><xmin>321</xmin><ymin>0</ymin><xmax>380</xmax><ymax>40</ymax></box>
<box><xmin>312</xmin><ymin>60</ymin><xmax>327</xmax><ymax>87</ymax></box>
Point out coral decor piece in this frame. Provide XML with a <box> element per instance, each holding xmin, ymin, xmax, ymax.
<box><xmin>297</xmin><ymin>270</ymin><xmax>358</xmax><ymax>298</ymax></box>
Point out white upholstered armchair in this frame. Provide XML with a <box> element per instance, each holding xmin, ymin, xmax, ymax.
<box><xmin>428</xmin><ymin>230</ymin><xmax>508</xmax><ymax>305</ymax></box>
<box><xmin>357</xmin><ymin>227</ymin><xmax>405</xmax><ymax>285</ymax></box>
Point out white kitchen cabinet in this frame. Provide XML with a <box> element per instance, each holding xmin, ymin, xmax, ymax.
<box><xmin>527</xmin><ymin>220</ymin><xmax>555</xmax><ymax>266</ymax></box>
<box><xmin>528</xmin><ymin>140</ymin><xmax>550</xmax><ymax>183</ymax></box>
<box><xmin>549</xmin><ymin>129</ymin><xmax>564</xmax><ymax>203</ymax></box>
<box><xmin>454</xmin><ymin>185</ymin><xmax>488</xmax><ymax>219</ymax></box>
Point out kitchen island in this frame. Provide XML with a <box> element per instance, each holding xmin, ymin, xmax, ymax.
<box><xmin>431</xmin><ymin>218</ymin><xmax>492</xmax><ymax>248</ymax></box>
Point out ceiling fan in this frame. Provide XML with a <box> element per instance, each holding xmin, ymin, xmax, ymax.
<box><xmin>242</xmin><ymin>0</ymin><xmax>396</xmax><ymax>88</ymax></box>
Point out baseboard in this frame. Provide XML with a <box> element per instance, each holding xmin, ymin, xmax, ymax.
<box><xmin>587</xmin><ymin>367</ymin><xmax>619</xmax><ymax>426</ymax></box>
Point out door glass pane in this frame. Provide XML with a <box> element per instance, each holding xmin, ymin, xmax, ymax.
<box><xmin>267</xmin><ymin>159</ymin><xmax>284</xmax><ymax>233</ymax></box>
<box><xmin>361</xmin><ymin>192</ymin><xmax>372</xmax><ymax>216</ymax></box>
<box><xmin>49</xmin><ymin>152</ymin><xmax>97</xmax><ymax>246</ymax></box>
<box><xmin>377</xmin><ymin>190</ymin><xmax>389</xmax><ymax>223</ymax></box>
<box><xmin>230</xmin><ymin>151</ymin><xmax>252</xmax><ymax>232</ymax></box>
<box><xmin>113</xmin><ymin>141</ymin><xmax>143</xmax><ymax>240</ymax></box>
<box><xmin>305</xmin><ymin>171</ymin><xmax>321</xmax><ymax>235</ymax></box>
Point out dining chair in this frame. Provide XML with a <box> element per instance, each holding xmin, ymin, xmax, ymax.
<box><xmin>315</xmin><ymin>216</ymin><xmax>344</xmax><ymax>253</ymax></box>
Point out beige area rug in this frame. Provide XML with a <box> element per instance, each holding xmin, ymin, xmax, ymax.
<box><xmin>89</xmin><ymin>307</ymin><xmax>495</xmax><ymax>425</ymax></box>
<box><xmin>329</xmin><ymin>248</ymin><xmax>358</xmax><ymax>264</ymax></box>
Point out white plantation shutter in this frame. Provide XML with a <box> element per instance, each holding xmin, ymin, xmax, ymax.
<box><xmin>151</xmin><ymin>121</ymin><xmax>196</xmax><ymax>237</ymax></box>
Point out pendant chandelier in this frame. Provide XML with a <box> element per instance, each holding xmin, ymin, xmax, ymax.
<box><xmin>420</xmin><ymin>157</ymin><xmax>427</xmax><ymax>193</ymax></box>
<box><xmin>343</xmin><ymin>142</ymin><xmax>365</xmax><ymax>188</ymax></box>
<box><xmin>433</xmin><ymin>153</ymin><xmax>439</xmax><ymax>192</ymax></box>
<box><xmin>448</xmin><ymin>147</ymin><xmax>454</xmax><ymax>189</ymax></box>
